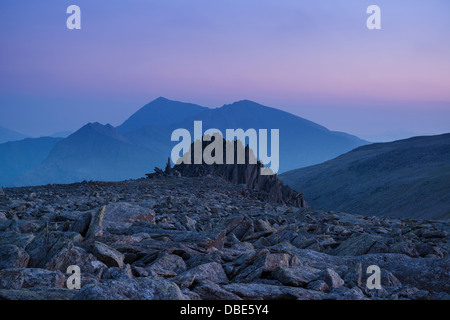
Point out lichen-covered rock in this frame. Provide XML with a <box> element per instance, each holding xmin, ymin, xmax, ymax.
<box><xmin>85</xmin><ymin>206</ymin><xmax>106</xmax><ymax>239</ymax></box>
<box><xmin>45</xmin><ymin>245</ymin><xmax>106</xmax><ymax>273</ymax></box>
<box><xmin>91</xmin><ymin>241</ymin><xmax>124</xmax><ymax>269</ymax></box>
<box><xmin>146</xmin><ymin>253</ymin><xmax>187</xmax><ymax>277</ymax></box>
<box><xmin>223</xmin><ymin>283</ymin><xmax>327</xmax><ymax>300</ymax></box>
<box><xmin>102</xmin><ymin>264</ymin><xmax>133</xmax><ymax>280</ymax></box>
<box><xmin>0</xmin><ymin>245</ymin><xmax>29</xmax><ymax>269</ymax></box>
<box><xmin>0</xmin><ymin>268</ymin><xmax>65</xmax><ymax>290</ymax></box>
<box><xmin>25</xmin><ymin>231</ymin><xmax>83</xmax><ymax>268</ymax></box>
<box><xmin>320</xmin><ymin>268</ymin><xmax>345</xmax><ymax>289</ymax></box>
<box><xmin>0</xmin><ymin>175</ymin><xmax>448</xmax><ymax>301</ymax></box>
<box><xmin>333</xmin><ymin>234</ymin><xmax>382</xmax><ymax>256</ymax></box>
<box><xmin>71</xmin><ymin>212</ymin><xmax>92</xmax><ymax>236</ymax></box>
<box><xmin>272</xmin><ymin>266</ymin><xmax>320</xmax><ymax>287</ymax></box>
<box><xmin>0</xmin><ymin>232</ymin><xmax>35</xmax><ymax>249</ymax></box>
<box><xmin>192</xmin><ymin>280</ymin><xmax>242</xmax><ymax>300</ymax></box>
<box><xmin>73</xmin><ymin>278</ymin><xmax>186</xmax><ymax>300</ymax></box>
<box><xmin>173</xmin><ymin>262</ymin><xmax>229</xmax><ymax>288</ymax></box>
<box><xmin>0</xmin><ymin>288</ymin><xmax>76</xmax><ymax>300</ymax></box>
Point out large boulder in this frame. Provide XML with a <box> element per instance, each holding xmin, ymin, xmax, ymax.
<box><xmin>223</xmin><ymin>283</ymin><xmax>327</xmax><ymax>300</ymax></box>
<box><xmin>173</xmin><ymin>262</ymin><xmax>229</xmax><ymax>288</ymax></box>
<box><xmin>192</xmin><ymin>280</ymin><xmax>243</xmax><ymax>300</ymax></box>
<box><xmin>45</xmin><ymin>244</ymin><xmax>106</xmax><ymax>273</ymax></box>
<box><xmin>0</xmin><ymin>268</ymin><xmax>65</xmax><ymax>290</ymax></box>
<box><xmin>85</xmin><ymin>206</ymin><xmax>106</xmax><ymax>239</ymax></box>
<box><xmin>0</xmin><ymin>245</ymin><xmax>29</xmax><ymax>269</ymax></box>
<box><xmin>145</xmin><ymin>253</ymin><xmax>187</xmax><ymax>277</ymax></box>
<box><xmin>73</xmin><ymin>278</ymin><xmax>186</xmax><ymax>300</ymax></box>
<box><xmin>333</xmin><ymin>234</ymin><xmax>382</xmax><ymax>256</ymax></box>
<box><xmin>91</xmin><ymin>241</ymin><xmax>125</xmax><ymax>269</ymax></box>
<box><xmin>272</xmin><ymin>266</ymin><xmax>320</xmax><ymax>287</ymax></box>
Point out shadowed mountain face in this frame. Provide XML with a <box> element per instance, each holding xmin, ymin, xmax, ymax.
<box><xmin>280</xmin><ymin>134</ymin><xmax>450</xmax><ymax>220</ymax></box>
<box><xmin>11</xmin><ymin>123</ymin><xmax>161</xmax><ymax>186</ymax></box>
<box><xmin>1</xmin><ymin>98</ymin><xmax>368</xmax><ymax>187</ymax></box>
<box><xmin>117</xmin><ymin>97</ymin><xmax>208</xmax><ymax>133</ymax></box>
<box><xmin>171</xmin><ymin>100</ymin><xmax>367</xmax><ymax>172</ymax></box>
<box><xmin>0</xmin><ymin>126</ymin><xmax>28</xmax><ymax>144</ymax></box>
<box><xmin>0</xmin><ymin>137</ymin><xmax>62</xmax><ymax>186</ymax></box>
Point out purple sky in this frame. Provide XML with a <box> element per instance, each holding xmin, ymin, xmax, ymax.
<box><xmin>0</xmin><ymin>0</ymin><xmax>449</xmax><ymax>141</ymax></box>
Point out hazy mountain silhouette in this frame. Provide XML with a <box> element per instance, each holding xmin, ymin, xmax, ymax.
<box><xmin>280</xmin><ymin>134</ymin><xmax>450</xmax><ymax>220</ymax></box>
<box><xmin>1</xmin><ymin>98</ymin><xmax>368</xmax><ymax>187</ymax></box>
<box><xmin>11</xmin><ymin>123</ymin><xmax>160</xmax><ymax>186</ymax></box>
<box><xmin>117</xmin><ymin>97</ymin><xmax>207</xmax><ymax>133</ymax></box>
<box><xmin>170</xmin><ymin>100</ymin><xmax>367</xmax><ymax>172</ymax></box>
<box><xmin>0</xmin><ymin>137</ymin><xmax>62</xmax><ymax>186</ymax></box>
<box><xmin>0</xmin><ymin>126</ymin><xmax>29</xmax><ymax>144</ymax></box>
<box><xmin>48</xmin><ymin>130</ymin><xmax>73</xmax><ymax>138</ymax></box>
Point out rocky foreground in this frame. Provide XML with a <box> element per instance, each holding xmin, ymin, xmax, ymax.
<box><xmin>0</xmin><ymin>177</ymin><xmax>449</xmax><ymax>300</ymax></box>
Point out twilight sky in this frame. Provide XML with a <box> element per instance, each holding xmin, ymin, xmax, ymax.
<box><xmin>0</xmin><ymin>0</ymin><xmax>449</xmax><ymax>141</ymax></box>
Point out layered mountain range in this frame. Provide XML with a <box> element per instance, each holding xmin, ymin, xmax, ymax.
<box><xmin>0</xmin><ymin>97</ymin><xmax>367</xmax><ymax>187</ymax></box>
<box><xmin>280</xmin><ymin>134</ymin><xmax>450</xmax><ymax>220</ymax></box>
<box><xmin>0</xmin><ymin>126</ymin><xmax>29</xmax><ymax>144</ymax></box>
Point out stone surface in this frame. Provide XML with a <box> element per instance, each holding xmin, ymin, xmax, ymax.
<box><xmin>173</xmin><ymin>262</ymin><xmax>229</xmax><ymax>288</ymax></box>
<box><xmin>272</xmin><ymin>266</ymin><xmax>320</xmax><ymax>287</ymax></box>
<box><xmin>320</xmin><ymin>268</ymin><xmax>345</xmax><ymax>289</ymax></box>
<box><xmin>73</xmin><ymin>278</ymin><xmax>185</xmax><ymax>300</ymax></box>
<box><xmin>85</xmin><ymin>206</ymin><xmax>106</xmax><ymax>239</ymax></box>
<box><xmin>192</xmin><ymin>280</ymin><xmax>243</xmax><ymax>300</ymax></box>
<box><xmin>0</xmin><ymin>175</ymin><xmax>448</xmax><ymax>300</ymax></box>
<box><xmin>170</xmin><ymin>138</ymin><xmax>308</xmax><ymax>208</ymax></box>
<box><xmin>146</xmin><ymin>253</ymin><xmax>187</xmax><ymax>277</ymax></box>
<box><xmin>0</xmin><ymin>268</ymin><xmax>65</xmax><ymax>289</ymax></box>
<box><xmin>0</xmin><ymin>245</ymin><xmax>30</xmax><ymax>270</ymax></box>
<box><xmin>91</xmin><ymin>241</ymin><xmax>125</xmax><ymax>269</ymax></box>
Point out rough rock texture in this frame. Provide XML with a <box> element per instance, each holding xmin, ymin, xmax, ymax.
<box><xmin>0</xmin><ymin>245</ymin><xmax>30</xmax><ymax>269</ymax></box>
<box><xmin>151</xmin><ymin>137</ymin><xmax>307</xmax><ymax>208</ymax></box>
<box><xmin>0</xmin><ymin>176</ymin><xmax>448</xmax><ymax>300</ymax></box>
<box><xmin>73</xmin><ymin>278</ymin><xmax>186</xmax><ymax>300</ymax></box>
<box><xmin>91</xmin><ymin>241</ymin><xmax>125</xmax><ymax>269</ymax></box>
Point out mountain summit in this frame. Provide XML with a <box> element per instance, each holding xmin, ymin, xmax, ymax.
<box><xmin>1</xmin><ymin>98</ymin><xmax>368</xmax><ymax>187</ymax></box>
<box><xmin>117</xmin><ymin>97</ymin><xmax>207</xmax><ymax>133</ymax></box>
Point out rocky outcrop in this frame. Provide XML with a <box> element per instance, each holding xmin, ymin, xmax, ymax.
<box><xmin>151</xmin><ymin>136</ymin><xmax>307</xmax><ymax>208</ymax></box>
<box><xmin>0</xmin><ymin>177</ymin><xmax>448</xmax><ymax>300</ymax></box>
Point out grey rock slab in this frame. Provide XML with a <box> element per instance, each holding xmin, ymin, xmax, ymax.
<box><xmin>85</xmin><ymin>206</ymin><xmax>106</xmax><ymax>239</ymax></box>
<box><xmin>73</xmin><ymin>278</ymin><xmax>186</xmax><ymax>300</ymax></box>
<box><xmin>91</xmin><ymin>241</ymin><xmax>125</xmax><ymax>269</ymax></box>
<box><xmin>173</xmin><ymin>262</ymin><xmax>229</xmax><ymax>288</ymax></box>
<box><xmin>0</xmin><ymin>268</ymin><xmax>65</xmax><ymax>289</ymax></box>
<box><xmin>272</xmin><ymin>266</ymin><xmax>320</xmax><ymax>287</ymax></box>
<box><xmin>320</xmin><ymin>268</ymin><xmax>345</xmax><ymax>289</ymax></box>
<box><xmin>0</xmin><ymin>245</ymin><xmax>29</xmax><ymax>269</ymax></box>
<box><xmin>0</xmin><ymin>288</ymin><xmax>76</xmax><ymax>300</ymax></box>
<box><xmin>223</xmin><ymin>283</ymin><xmax>327</xmax><ymax>300</ymax></box>
<box><xmin>146</xmin><ymin>253</ymin><xmax>187</xmax><ymax>277</ymax></box>
<box><xmin>193</xmin><ymin>280</ymin><xmax>243</xmax><ymax>300</ymax></box>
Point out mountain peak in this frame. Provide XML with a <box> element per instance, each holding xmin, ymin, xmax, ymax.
<box><xmin>117</xmin><ymin>98</ymin><xmax>207</xmax><ymax>133</ymax></box>
<box><xmin>154</xmin><ymin>96</ymin><xmax>170</xmax><ymax>102</ymax></box>
<box><xmin>80</xmin><ymin>122</ymin><xmax>113</xmax><ymax>132</ymax></box>
<box><xmin>223</xmin><ymin>100</ymin><xmax>261</xmax><ymax>108</ymax></box>
<box><xmin>69</xmin><ymin>122</ymin><xmax>125</xmax><ymax>142</ymax></box>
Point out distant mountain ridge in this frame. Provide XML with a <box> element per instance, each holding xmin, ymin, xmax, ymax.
<box><xmin>0</xmin><ymin>137</ymin><xmax>62</xmax><ymax>186</ymax></box>
<box><xmin>1</xmin><ymin>97</ymin><xmax>368</xmax><ymax>187</ymax></box>
<box><xmin>280</xmin><ymin>133</ymin><xmax>450</xmax><ymax>220</ymax></box>
<box><xmin>0</xmin><ymin>126</ymin><xmax>29</xmax><ymax>144</ymax></box>
<box><xmin>117</xmin><ymin>97</ymin><xmax>208</xmax><ymax>133</ymax></box>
